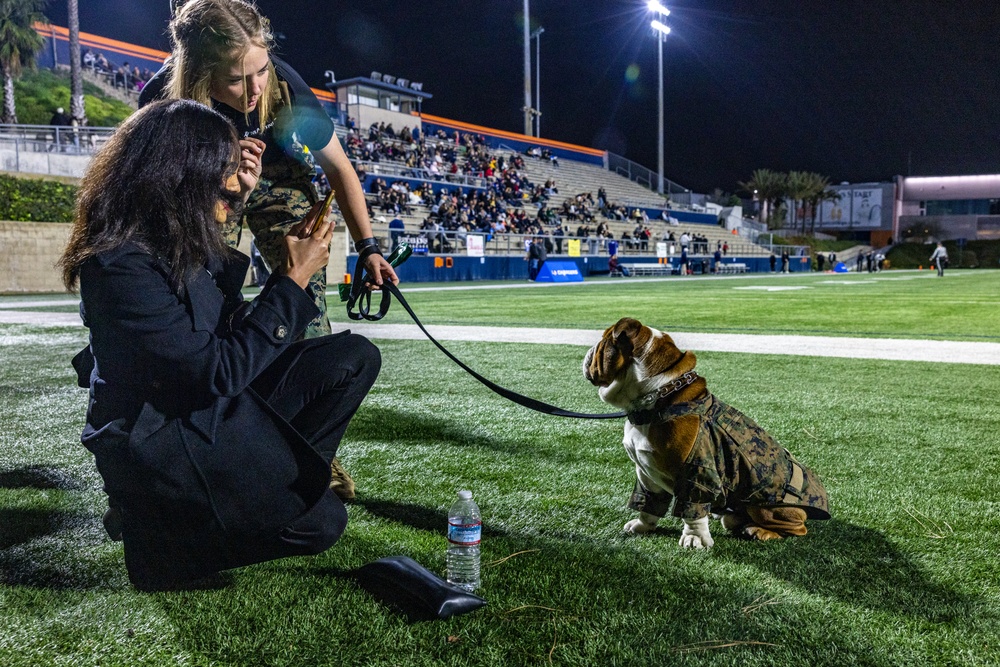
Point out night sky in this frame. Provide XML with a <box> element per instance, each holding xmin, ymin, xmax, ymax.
<box><xmin>46</xmin><ymin>1</ymin><xmax>1000</xmax><ymax>194</ymax></box>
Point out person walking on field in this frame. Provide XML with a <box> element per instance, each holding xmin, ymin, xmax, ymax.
<box><xmin>929</xmin><ymin>242</ymin><xmax>948</xmax><ymax>277</ymax></box>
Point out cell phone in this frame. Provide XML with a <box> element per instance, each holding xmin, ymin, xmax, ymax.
<box><xmin>307</xmin><ymin>190</ymin><xmax>336</xmax><ymax>235</ymax></box>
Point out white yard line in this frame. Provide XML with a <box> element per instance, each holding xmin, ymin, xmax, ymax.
<box><xmin>3</xmin><ymin>309</ymin><xmax>993</xmax><ymax>365</ymax></box>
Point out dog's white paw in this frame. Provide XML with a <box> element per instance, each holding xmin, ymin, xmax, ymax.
<box><xmin>623</xmin><ymin>518</ymin><xmax>658</xmax><ymax>535</ymax></box>
<box><xmin>678</xmin><ymin>518</ymin><xmax>714</xmax><ymax>549</ymax></box>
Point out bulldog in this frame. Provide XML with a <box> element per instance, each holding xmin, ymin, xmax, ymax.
<box><xmin>584</xmin><ymin>318</ymin><xmax>829</xmax><ymax>548</ymax></box>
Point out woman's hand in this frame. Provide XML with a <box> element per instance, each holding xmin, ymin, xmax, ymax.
<box><xmin>283</xmin><ymin>209</ymin><xmax>333</xmax><ymax>290</ymax></box>
<box><xmin>237</xmin><ymin>137</ymin><xmax>266</xmax><ymax>202</ymax></box>
<box><xmin>362</xmin><ymin>252</ymin><xmax>399</xmax><ymax>289</ymax></box>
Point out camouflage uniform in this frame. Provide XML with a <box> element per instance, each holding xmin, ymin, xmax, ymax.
<box><xmin>627</xmin><ymin>394</ymin><xmax>830</xmax><ymax>522</ymax></box>
<box><xmin>223</xmin><ymin>157</ymin><xmax>331</xmax><ymax>339</ymax></box>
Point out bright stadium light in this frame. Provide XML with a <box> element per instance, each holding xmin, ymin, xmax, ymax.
<box><xmin>649</xmin><ymin>5</ymin><xmax>671</xmax><ymax>195</ymax></box>
<box><xmin>648</xmin><ymin>0</ymin><xmax>670</xmax><ymax>16</ymax></box>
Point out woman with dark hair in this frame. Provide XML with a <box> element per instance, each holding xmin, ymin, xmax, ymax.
<box><xmin>60</xmin><ymin>99</ymin><xmax>381</xmax><ymax>591</ymax></box>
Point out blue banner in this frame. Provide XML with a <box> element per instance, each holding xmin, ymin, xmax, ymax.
<box><xmin>535</xmin><ymin>262</ymin><xmax>584</xmax><ymax>282</ymax></box>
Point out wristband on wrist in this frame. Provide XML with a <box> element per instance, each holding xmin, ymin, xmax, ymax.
<box><xmin>354</xmin><ymin>237</ymin><xmax>381</xmax><ymax>254</ymax></box>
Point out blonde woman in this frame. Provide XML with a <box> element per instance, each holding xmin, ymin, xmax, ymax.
<box><xmin>140</xmin><ymin>0</ymin><xmax>393</xmax><ymax>499</ymax></box>
<box><xmin>141</xmin><ymin>0</ymin><xmax>398</xmax><ymax>341</ymax></box>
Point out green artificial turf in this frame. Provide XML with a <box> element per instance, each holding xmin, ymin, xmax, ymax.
<box><xmin>379</xmin><ymin>269</ymin><xmax>1000</xmax><ymax>341</ymax></box>
<box><xmin>1</xmin><ymin>271</ymin><xmax>999</xmax><ymax>666</ymax></box>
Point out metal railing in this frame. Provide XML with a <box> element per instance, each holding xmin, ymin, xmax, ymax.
<box><xmin>352</xmin><ymin>159</ymin><xmax>490</xmax><ymax>189</ymax></box>
<box><xmin>606</xmin><ymin>151</ymin><xmax>691</xmax><ymax>199</ymax></box>
<box><xmin>359</xmin><ymin>226</ymin><xmax>807</xmax><ymax>260</ymax></box>
<box><xmin>0</xmin><ymin>123</ymin><xmax>116</xmax><ymax>155</ymax></box>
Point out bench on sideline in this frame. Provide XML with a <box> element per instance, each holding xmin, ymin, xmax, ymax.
<box><xmin>716</xmin><ymin>262</ymin><xmax>748</xmax><ymax>274</ymax></box>
<box><xmin>614</xmin><ymin>263</ymin><xmax>676</xmax><ymax>277</ymax></box>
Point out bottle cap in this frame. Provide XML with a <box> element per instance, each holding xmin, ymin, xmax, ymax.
<box><xmin>457</xmin><ymin>490</ymin><xmax>472</xmax><ymax>500</ymax></box>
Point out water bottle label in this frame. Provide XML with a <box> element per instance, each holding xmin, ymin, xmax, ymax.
<box><xmin>448</xmin><ymin>521</ymin><xmax>482</xmax><ymax>545</ymax></box>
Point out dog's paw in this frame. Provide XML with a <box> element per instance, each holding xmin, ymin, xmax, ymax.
<box><xmin>744</xmin><ymin>525</ymin><xmax>783</xmax><ymax>541</ymax></box>
<box><xmin>678</xmin><ymin>533</ymin><xmax>713</xmax><ymax>549</ymax></box>
<box><xmin>679</xmin><ymin>518</ymin><xmax>714</xmax><ymax>549</ymax></box>
<box><xmin>623</xmin><ymin>518</ymin><xmax>657</xmax><ymax>535</ymax></box>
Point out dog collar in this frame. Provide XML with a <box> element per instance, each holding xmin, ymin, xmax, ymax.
<box><xmin>627</xmin><ymin>371</ymin><xmax>700</xmax><ymax>426</ymax></box>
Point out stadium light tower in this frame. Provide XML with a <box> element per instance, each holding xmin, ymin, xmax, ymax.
<box><xmin>523</xmin><ymin>0</ymin><xmax>533</xmax><ymax>136</ymax></box>
<box><xmin>532</xmin><ymin>27</ymin><xmax>544</xmax><ymax>137</ymax></box>
<box><xmin>649</xmin><ymin>1</ymin><xmax>670</xmax><ymax>195</ymax></box>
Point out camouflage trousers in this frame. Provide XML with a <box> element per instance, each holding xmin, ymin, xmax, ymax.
<box><xmin>222</xmin><ymin>159</ymin><xmax>331</xmax><ymax>339</ymax></box>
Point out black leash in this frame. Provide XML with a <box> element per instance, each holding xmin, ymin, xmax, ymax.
<box><xmin>344</xmin><ymin>246</ymin><xmax>625</xmax><ymax>420</ymax></box>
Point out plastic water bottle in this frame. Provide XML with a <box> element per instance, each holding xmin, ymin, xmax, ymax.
<box><xmin>446</xmin><ymin>490</ymin><xmax>481</xmax><ymax>592</ymax></box>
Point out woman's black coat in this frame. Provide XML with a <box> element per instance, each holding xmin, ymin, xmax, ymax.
<box><xmin>74</xmin><ymin>242</ymin><xmax>342</xmax><ymax>589</ymax></box>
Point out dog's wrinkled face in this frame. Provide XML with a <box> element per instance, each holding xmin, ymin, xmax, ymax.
<box><xmin>583</xmin><ymin>318</ymin><xmax>649</xmax><ymax>387</ymax></box>
<box><xmin>584</xmin><ymin>318</ymin><xmax>691</xmax><ymax>407</ymax></box>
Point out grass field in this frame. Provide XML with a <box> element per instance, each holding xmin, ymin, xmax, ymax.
<box><xmin>1</xmin><ymin>269</ymin><xmax>999</xmax><ymax>666</ymax></box>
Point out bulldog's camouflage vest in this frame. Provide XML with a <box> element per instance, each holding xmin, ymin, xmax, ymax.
<box><xmin>627</xmin><ymin>394</ymin><xmax>830</xmax><ymax>522</ymax></box>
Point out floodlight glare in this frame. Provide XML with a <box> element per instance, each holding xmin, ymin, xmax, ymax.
<box><xmin>647</xmin><ymin>1</ymin><xmax>670</xmax><ymax>17</ymax></box>
<box><xmin>651</xmin><ymin>20</ymin><xmax>671</xmax><ymax>36</ymax></box>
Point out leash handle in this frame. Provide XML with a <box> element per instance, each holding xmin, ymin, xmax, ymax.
<box><xmin>382</xmin><ymin>282</ymin><xmax>625</xmax><ymax>421</ymax></box>
<box><xmin>345</xmin><ymin>245</ymin><xmax>396</xmax><ymax>321</ymax></box>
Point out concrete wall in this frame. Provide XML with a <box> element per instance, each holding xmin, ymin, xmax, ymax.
<box><xmin>0</xmin><ymin>221</ymin><xmax>350</xmax><ymax>294</ymax></box>
<box><xmin>0</xmin><ymin>221</ymin><xmax>71</xmax><ymax>293</ymax></box>
<box><xmin>0</xmin><ymin>149</ymin><xmax>91</xmax><ymax>179</ymax></box>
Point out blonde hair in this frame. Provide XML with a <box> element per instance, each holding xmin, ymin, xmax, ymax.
<box><xmin>166</xmin><ymin>0</ymin><xmax>280</xmax><ymax>126</ymax></box>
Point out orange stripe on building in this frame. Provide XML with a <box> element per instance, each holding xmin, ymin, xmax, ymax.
<box><xmin>417</xmin><ymin>112</ymin><xmax>605</xmax><ymax>157</ymax></box>
<box><xmin>312</xmin><ymin>88</ymin><xmax>337</xmax><ymax>103</ymax></box>
<box><xmin>38</xmin><ymin>23</ymin><xmax>337</xmax><ymax>102</ymax></box>
<box><xmin>37</xmin><ymin>23</ymin><xmax>170</xmax><ymax>62</ymax></box>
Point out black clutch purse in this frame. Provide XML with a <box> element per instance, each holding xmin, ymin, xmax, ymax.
<box><xmin>353</xmin><ymin>556</ymin><xmax>486</xmax><ymax>622</ymax></box>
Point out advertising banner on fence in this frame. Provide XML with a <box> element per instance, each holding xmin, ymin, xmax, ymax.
<box><xmin>465</xmin><ymin>234</ymin><xmax>484</xmax><ymax>257</ymax></box>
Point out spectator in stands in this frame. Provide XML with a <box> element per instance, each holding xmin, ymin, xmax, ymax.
<box><xmin>389</xmin><ymin>215</ymin><xmax>406</xmax><ymax>251</ymax></box>
<box><xmin>114</xmin><ymin>64</ymin><xmax>128</xmax><ymax>89</ymax></box>
<box><xmin>552</xmin><ymin>224</ymin><xmax>565</xmax><ymax>254</ymax></box>
<box><xmin>59</xmin><ymin>99</ymin><xmax>379</xmax><ymax>592</ymax></box>
<box><xmin>82</xmin><ymin>48</ymin><xmax>95</xmax><ymax>70</ymax></box>
<box><xmin>96</xmin><ymin>52</ymin><xmax>110</xmax><ymax>73</ymax></box>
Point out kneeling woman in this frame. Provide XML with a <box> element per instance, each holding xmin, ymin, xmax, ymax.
<box><xmin>60</xmin><ymin>99</ymin><xmax>381</xmax><ymax>591</ymax></box>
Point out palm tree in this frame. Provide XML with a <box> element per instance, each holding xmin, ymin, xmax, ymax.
<box><xmin>738</xmin><ymin>169</ymin><xmax>787</xmax><ymax>228</ymax></box>
<box><xmin>805</xmin><ymin>173</ymin><xmax>835</xmax><ymax>235</ymax></box>
<box><xmin>785</xmin><ymin>171</ymin><xmax>810</xmax><ymax>233</ymax></box>
<box><xmin>68</xmin><ymin>0</ymin><xmax>85</xmax><ymax>125</ymax></box>
<box><xmin>0</xmin><ymin>0</ymin><xmax>47</xmax><ymax>124</ymax></box>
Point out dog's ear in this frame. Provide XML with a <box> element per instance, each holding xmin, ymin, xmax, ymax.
<box><xmin>611</xmin><ymin>318</ymin><xmax>644</xmax><ymax>360</ymax></box>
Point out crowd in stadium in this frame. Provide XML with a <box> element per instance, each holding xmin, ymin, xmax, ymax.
<box><xmin>81</xmin><ymin>47</ymin><xmax>156</xmax><ymax>93</ymax></box>
<box><xmin>343</xmin><ymin>121</ymin><xmax>687</xmax><ymax>252</ymax></box>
